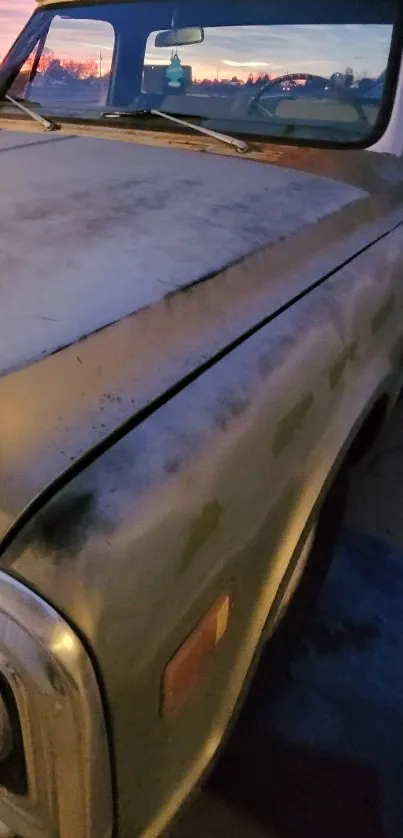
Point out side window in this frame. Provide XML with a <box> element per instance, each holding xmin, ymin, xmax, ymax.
<box><xmin>9</xmin><ymin>16</ymin><xmax>114</xmax><ymax>112</ymax></box>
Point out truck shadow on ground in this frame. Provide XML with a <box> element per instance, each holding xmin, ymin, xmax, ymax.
<box><xmin>206</xmin><ymin>530</ymin><xmax>403</xmax><ymax>838</ymax></box>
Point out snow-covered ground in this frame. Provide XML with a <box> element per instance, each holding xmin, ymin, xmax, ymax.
<box><xmin>177</xmin><ymin>402</ymin><xmax>403</xmax><ymax>838</ymax></box>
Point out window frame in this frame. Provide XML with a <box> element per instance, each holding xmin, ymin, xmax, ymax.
<box><xmin>1</xmin><ymin>0</ymin><xmax>402</xmax><ymax>151</ymax></box>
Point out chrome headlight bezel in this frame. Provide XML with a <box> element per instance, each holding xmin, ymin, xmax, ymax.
<box><xmin>0</xmin><ymin>571</ymin><xmax>113</xmax><ymax>838</ymax></box>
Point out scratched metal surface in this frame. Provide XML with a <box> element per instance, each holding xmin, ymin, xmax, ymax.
<box><xmin>0</xmin><ymin>133</ymin><xmax>366</xmax><ymax>377</ymax></box>
<box><xmin>1</xmin><ymin>128</ymin><xmax>403</xmax><ymax>835</ymax></box>
<box><xmin>2</xmin><ymin>234</ymin><xmax>403</xmax><ymax>834</ymax></box>
<box><xmin>3</xmin><ymin>132</ymin><xmax>403</xmax><ymax>542</ymax></box>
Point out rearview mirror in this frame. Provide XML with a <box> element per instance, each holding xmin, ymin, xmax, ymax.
<box><xmin>155</xmin><ymin>26</ymin><xmax>204</xmax><ymax>48</ymax></box>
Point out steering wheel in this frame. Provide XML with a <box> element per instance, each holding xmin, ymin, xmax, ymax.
<box><xmin>249</xmin><ymin>72</ymin><xmax>371</xmax><ymax>126</ymax></box>
<box><xmin>250</xmin><ymin>74</ymin><xmax>328</xmax><ymax>116</ymax></box>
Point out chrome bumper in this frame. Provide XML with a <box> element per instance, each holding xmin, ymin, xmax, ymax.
<box><xmin>0</xmin><ymin>571</ymin><xmax>113</xmax><ymax>838</ymax></box>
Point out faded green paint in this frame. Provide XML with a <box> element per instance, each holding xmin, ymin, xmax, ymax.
<box><xmin>371</xmin><ymin>293</ymin><xmax>396</xmax><ymax>335</ymax></box>
<box><xmin>328</xmin><ymin>341</ymin><xmax>358</xmax><ymax>390</ymax></box>
<box><xmin>272</xmin><ymin>393</ymin><xmax>314</xmax><ymax>457</ymax></box>
<box><xmin>389</xmin><ymin>335</ymin><xmax>403</xmax><ymax>368</ymax></box>
<box><xmin>266</xmin><ymin>479</ymin><xmax>300</xmax><ymax>541</ymax></box>
<box><xmin>181</xmin><ymin>500</ymin><xmax>223</xmax><ymax>573</ymax></box>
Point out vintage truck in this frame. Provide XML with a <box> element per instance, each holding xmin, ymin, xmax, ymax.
<box><xmin>0</xmin><ymin>0</ymin><xmax>403</xmax><ymax>836</ymax></box>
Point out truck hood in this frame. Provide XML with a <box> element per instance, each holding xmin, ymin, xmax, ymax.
<box><xmin>0</xmin><ymin>130</ymin><xmax>366</xmax><ymax>377</ymax></box>
<box><xmin>0</xmin><ymin>130</ymin><xmax>370</xmax><ymax>538</ymax></box>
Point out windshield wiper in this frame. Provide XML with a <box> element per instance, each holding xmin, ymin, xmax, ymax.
<box><xmin>102</xmin><ymin>108</ymin><xmax>249</xmax><ymax>154</ymax></box>
<box><xmin>2</xmin><ymin>93</ymin><xmax>60</xmax><ymax>132</ymax></box>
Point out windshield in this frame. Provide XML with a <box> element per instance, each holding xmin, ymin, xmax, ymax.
<box><xmin>0</xmin><ymin>0</ymin><xmax>400</xmax><ymax>146</ymax></box>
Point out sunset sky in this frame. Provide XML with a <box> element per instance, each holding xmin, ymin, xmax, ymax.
<box><xmin>0</xmin><ymin>1</ymin><xmax>34</xmax><ymax>58</ymax></box>
<box><xmin>0</xmin><ymin>2</ymin><xmax>392</xmax><ymax>82</ymax></box>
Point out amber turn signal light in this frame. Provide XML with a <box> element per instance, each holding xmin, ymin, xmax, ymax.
<box><xmin>161</xmin><ymin>593</ymin><xmax>231</xmax><ymax>718</ymax></box>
